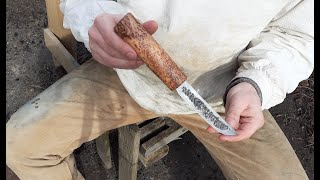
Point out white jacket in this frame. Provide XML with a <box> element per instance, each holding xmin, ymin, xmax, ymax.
<box><xmin>60</xmin><ymin>0</ymin><xmax>314</xmax><ymax>114</ymax></box>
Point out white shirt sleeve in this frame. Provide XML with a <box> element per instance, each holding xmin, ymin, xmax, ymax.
<box><xmin>59</xmin><ymin>0</ymin><xmax>126</xmax><ymax>51</ymax></box>
<box><xmin>235</xmin><ymin>0</ymin><xmax>314</xmax><ymax>109</ymax></box>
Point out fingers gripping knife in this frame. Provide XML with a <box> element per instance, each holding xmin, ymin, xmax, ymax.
<box><xmin>114</xmin><ymin>13</ymin><xmax>237</xmax><ymax>135</ymax></box>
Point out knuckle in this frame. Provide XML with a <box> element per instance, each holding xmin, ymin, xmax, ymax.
<box><xmin>93</xmin><ymin>17</ymin><xmax>100</xmax><ymax>27</ymax></box>
<box><xmin>88</xmin><ymin>27</ymin><xmax>95</xmax><ymax>38</ymax></box>
<box><xmin>88</xmin><ymin>29</ymin><xmax>101</xmax><ymax>44</ymax></box>
<box><xmin>95</xmin><ymin>14</ymin><xmax>104</xmax><ymax>23</ymax></box>
<box><xmin>95</xmin><ymin>13</ymin><xmax>111</xmax><ymax>27</ymax></box>
<box><xmin>110</xmin><ymin>37</ymin><xmax>127</xmax><ymax>54</ymax></box>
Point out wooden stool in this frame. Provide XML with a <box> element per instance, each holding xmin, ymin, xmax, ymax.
<box><xmin>118</xmin><ymin>117</ymin><xmax>188</xmax><ymax>180</ymax></box>
<box><xmin>43</xmin><ymin>2</ymin><xmax>189</xmax><ymax>180</ymax></box>
<box><xmin>44</xmin><ymin>26</ymin><xmax>189</xmax><ymax>179</ymax></box>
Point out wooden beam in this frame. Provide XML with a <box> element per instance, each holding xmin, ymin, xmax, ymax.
<box><xmin>139</xmin><ymin>145</ymin><xmax>169</xmax><ymax>167</ymax></box>
<box><xmin>96</xmin><ymin>132</ymin><xmax>113</xmax><ymax>169</ymax></box>
<box><xmin>140</xmin><ymin>124</ymin><xmax>188</xmax><ymax>157</ymax></box>
<box><xmin>118</xmin><ymin>124</ymin><xmax>141</xmax><ymax>180</ymax></box>
<box><xmin>139</xmin><ymin>118</ymin><xmax>167</xmax><ymax>139</ymax></box>
<box><xmin>44</xmin><ymin>28</ymin><xmax>80</xmax><ymax>73</ymax></box>
<box><xmin>45</xmin><ymin>0</ymin><xmax>77</xmax><ymax>58</ymax></box>
<box><xmin>52</xmin><ymin>56</ymin><xmax>61</xmax><ymax>67</ymax></box>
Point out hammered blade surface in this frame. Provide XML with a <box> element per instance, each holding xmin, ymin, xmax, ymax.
<box><xmin>176</xmin><ymin>81</ymin><xmax>237</xmax><ymax>135</ymax></box>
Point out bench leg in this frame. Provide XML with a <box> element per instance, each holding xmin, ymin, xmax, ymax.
<box><xmin>118</xmin><ymin>124</ymin><xmax>141</xmax><ymax>180</ymax></box>
<box><xmin>96</xmin><ymin>132</ymin><xmax>113</xmax><ymax>169</ymax></box>
<box><xmin>44</xmin><ymin>0</ymin><xmax>77</xmax><ymax>58</ymax></box>
<box><xmin>52</xmin><ymin>56</ymin><xmax>61</xmax><ymax>67</ymax></box>
<box><xmin>43</xmin><ymin>28</ymin><xmax>80</xmax><ymax>73</ymax></box>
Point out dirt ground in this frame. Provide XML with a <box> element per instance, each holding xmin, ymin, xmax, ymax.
<box><xmin>6</xmin><ymin>0</ymin><xmax>314</xmax><ymax>179</ymax></box>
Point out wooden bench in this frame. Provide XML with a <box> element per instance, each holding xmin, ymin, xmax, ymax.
<box><xmin>44</xmin><ymin>1</ymin><xmax>188</xmax><ymax>179</ymax></box>
<box><xmin>118</xmin><ymin>117</ymin><xmax>188</xmax><ymax>180</ymax></box>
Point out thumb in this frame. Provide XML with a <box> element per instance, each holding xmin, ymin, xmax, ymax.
<box><xmin>143</xmin><ymin>20</ymin><xmax>158</xmax><ymax>35</ymax></box>
<box><xmin>225</xmin><ymin>99</ymin><xmax>246</xmax><ymax>130</ymax></box>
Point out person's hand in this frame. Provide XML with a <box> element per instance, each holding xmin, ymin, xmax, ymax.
<box><xmin>207</xmin><ymin>82</ymin><xmax>264</xmax><ymax>142</ymax></box>
<box><xmin>88</xmin><ymin>13</ymin><xmax>158</xmax><ymax>69</ymax></box>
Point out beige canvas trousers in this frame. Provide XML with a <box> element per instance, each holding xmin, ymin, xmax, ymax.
<box><xmin>6</xmin><ymin>60</ymin><xmax>308</xmax><ymax>180</ymax></box>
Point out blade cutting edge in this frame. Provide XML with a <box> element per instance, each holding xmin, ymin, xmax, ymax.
<box><xmin>176</xmin><ymin>81</ymin><xmax>237</xmax><ymax>135</ymax></box>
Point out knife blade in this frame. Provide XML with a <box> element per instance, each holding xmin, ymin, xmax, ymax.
<box><xmin>114</xmin><ymin>13</ymin><xmax>237</xmax><ymax>135</ymax></box>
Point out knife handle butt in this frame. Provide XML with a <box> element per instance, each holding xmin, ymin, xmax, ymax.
<box><xmin>114</xmin><ymin>13</ymin><xmax>187</xmax><ymax>91</ymax></box>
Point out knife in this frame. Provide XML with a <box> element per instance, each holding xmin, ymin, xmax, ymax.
<box><xmin>114</xmin><ymin>13</ymin><xmax>237</xmax><ymax>135</ymax></box>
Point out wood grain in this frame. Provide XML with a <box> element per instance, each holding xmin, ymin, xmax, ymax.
<box><xmin>44</xmin><ymin>28</ymin><xmax>80</xmax><ymax>73</ymax></box>
<box><xmin>118</xmin><ymin>124</ymin><xmax>141</xmax><ymax>180</ymax></box>
<box><xmin>96</xmin><ymin>132</ymin><xmax>112</xmax><ymax>169</ymax></box>
<box><xmin>139</xmin><ymin>118</ymin><xmax>167</xmax><ymax>139</ymax></box>
<box><xmin>139</xmin><ymin>145</ymin><xmax>169</xmax><ymax>167</ymax></box>
<box><xmin>114</xmin><ymin>13</ymin><xmax>187</xmax><ymax>91</ymax></box>
<box><xmin>140</xmin><ymin>124</ymin><xmax>188</xmax><ymax>157</ymax></box>
<box><xmin>45</xmin><ymin>0</ymin><xmax>77</xmax><ymax>58</ymax></box>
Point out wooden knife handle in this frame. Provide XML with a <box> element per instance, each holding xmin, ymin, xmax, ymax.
<box><xmin>114</xmin><ymin>13</ymin><xmax>187</xmax><ymax>91</ymax></box>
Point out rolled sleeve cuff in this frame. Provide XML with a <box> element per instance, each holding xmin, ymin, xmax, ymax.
<box><xmin>224</xmin><ymin>70</ymin><xmax>274</xmax><ymax>109</ymax></box>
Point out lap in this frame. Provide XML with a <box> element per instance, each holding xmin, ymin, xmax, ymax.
<box><xmin>6</xmin><ymin>59</ymin><xmax>156</xmax><ymax>160</ymax></box>
<box><xmin>170</xmin><ymin>111</ymin><xmax>308</xmax><ymax>179</ymax></box>
<box><xmin>6</xmin><ymin>59</ymin><xmax>307</xmax><ymax>179</ymax></box>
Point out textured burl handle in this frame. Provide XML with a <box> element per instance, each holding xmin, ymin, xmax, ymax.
<box><xmin>114</xmin><ymin>13</ymin><xmax>187</xmax><ymax>91</ymax></box>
